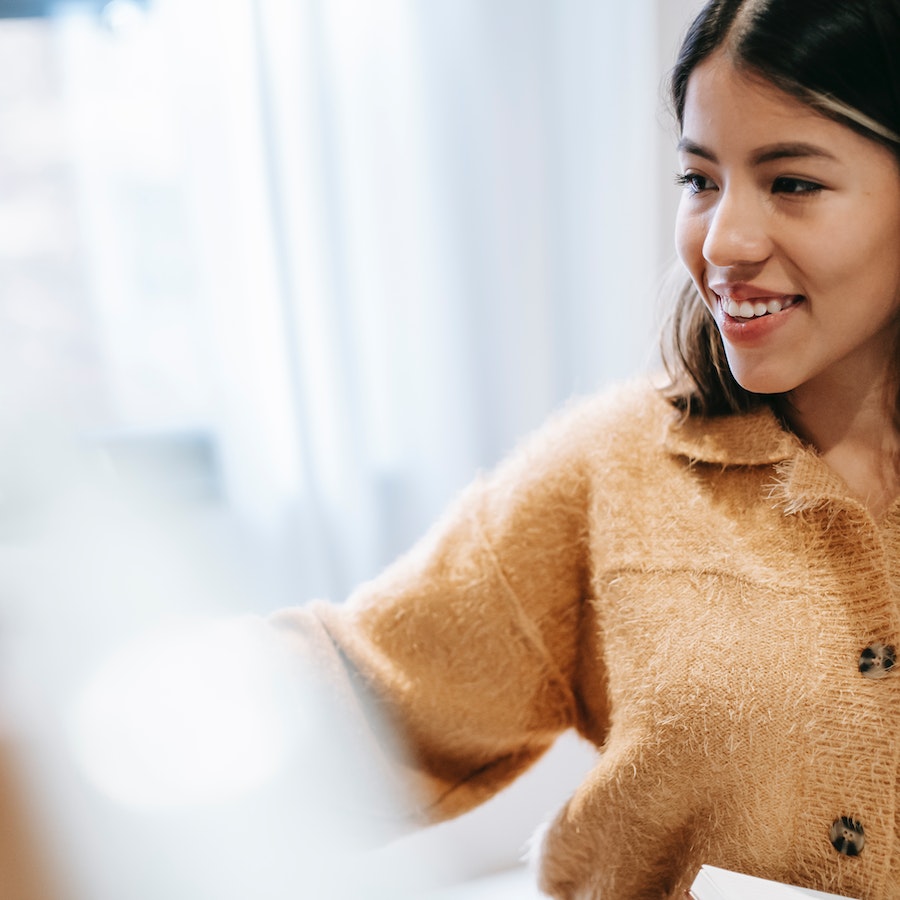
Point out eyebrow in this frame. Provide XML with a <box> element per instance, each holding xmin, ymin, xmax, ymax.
<box><xmin>676</xmin><ymin>138</ymin><xmax>839</xmax><ymax>165</ymax></box>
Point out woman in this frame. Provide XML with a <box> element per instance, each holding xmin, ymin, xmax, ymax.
<box><xmin>273</xmin><ymin>1</ymin><xmax>900</xmax><ymax>896</ymax></box>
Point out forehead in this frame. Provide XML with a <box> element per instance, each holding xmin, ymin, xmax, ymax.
<box><xmin>681</xmin><ymin>51</ymin><xmax>836</xmax><ymax>148</ymax></box>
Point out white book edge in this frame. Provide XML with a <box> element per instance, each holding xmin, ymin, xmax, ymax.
<box><xmin>690</xmin><ymin>865</ymin><xmax>859</xmax><ymax>899</ymax></box>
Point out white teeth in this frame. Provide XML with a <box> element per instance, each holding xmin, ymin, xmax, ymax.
<box><xmin>722</xmin><ymin>295</ymin><xmax>796</xmax><ymax>319</ymax></box>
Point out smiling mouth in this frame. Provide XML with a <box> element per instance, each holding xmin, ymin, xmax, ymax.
<box><xmin>717</xmin><ymin>294</ymin><xmax>803</xmax><ymax>320</ymax></box>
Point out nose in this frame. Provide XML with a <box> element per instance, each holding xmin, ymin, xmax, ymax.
<box><xmin>702</xmin><ymin>187</ymin><xmax>773</xmax><ymax>268</ymax></box>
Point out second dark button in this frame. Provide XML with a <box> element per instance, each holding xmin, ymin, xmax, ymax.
<box><xmin>830</xmin><ymin>817</ymin><xmax>865</xmax><ymax>856</ymax></box>
<box><xmin>859</xmin><ymin>643</ymin><xmax>895</xmax><ymax>679</ymax></box>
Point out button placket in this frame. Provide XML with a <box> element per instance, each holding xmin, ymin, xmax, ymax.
<box><xmin>836</xmin><ymin>643</ymin><xmax>898</xmax><ymax>860</ymax></box>
<box><xmin>790</xmin><ymin>502</ymin><xmax>898</xmax><ymax>868</ymax></box>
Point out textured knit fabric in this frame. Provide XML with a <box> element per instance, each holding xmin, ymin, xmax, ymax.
<box><xmin>270</xmin><ymin>380</ymin><xmax>900</xmax><ymax>899</ymax></box>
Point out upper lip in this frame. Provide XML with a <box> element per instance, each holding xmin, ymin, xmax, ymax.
<box><xmin>707</xmin><ymin>282</ymin><xmax>799</xmax><ymax>303</ymax></box>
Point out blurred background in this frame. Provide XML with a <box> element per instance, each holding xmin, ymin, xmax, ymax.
<box><xmin>0</xmin><ymin>0</ymin><xmax>701</xmax><ymax>897</ymax></box>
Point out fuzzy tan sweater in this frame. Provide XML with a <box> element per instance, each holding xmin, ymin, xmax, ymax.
<box><xmin>271</xmin><ymin>380</ymin><xmax>900</xmax><ymax>899</ymax></box>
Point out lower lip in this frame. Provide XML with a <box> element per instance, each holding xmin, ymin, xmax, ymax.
<box><xmin>716</xmin><ymin>297</ymin><xmax>803</xmax><ymax>344</ymax></box>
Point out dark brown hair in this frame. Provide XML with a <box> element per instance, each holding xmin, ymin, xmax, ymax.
<box><xmin>661</xmin><ymin>0</ymin><xmax>900</xmax><ymax>417</ymax></box>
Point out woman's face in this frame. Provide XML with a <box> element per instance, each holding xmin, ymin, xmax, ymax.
<box><xmin>675</xmin><ymin>51</ymin><xmax>900</xmax><ymax>401</ymax></box>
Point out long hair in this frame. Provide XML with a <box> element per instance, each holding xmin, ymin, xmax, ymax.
<box><xmin>661</xmin><ymin>0</ymin><xmax>900</xmax><ymax>418</ymax></box>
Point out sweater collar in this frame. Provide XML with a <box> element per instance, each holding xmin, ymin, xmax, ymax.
<box><xmin>661</xmin><ymin>402</ymin><xmax>870</xmax><ymax>516</ymax></box>
<box><xmin>662</xmin><ymin>404</ymin><xmax>800</xmax><ymax>466</ymax></box>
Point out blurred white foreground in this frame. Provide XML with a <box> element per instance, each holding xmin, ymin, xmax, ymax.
<box><xmin>0</xmin><ymin>419</ymin><xmax>447</xmax><ymax>900</ymax></box>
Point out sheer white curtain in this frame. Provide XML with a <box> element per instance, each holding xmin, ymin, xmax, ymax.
<box><xmin>174</xmin><ymin>0</ymin><xmax>671</xmax><ymax>604</ymax></box>
<box><xmin>4</xmin><ymin>0</ymin><xmax>687</xmax><ymax>604</ymax></box>
<box><xmin>34</xmin><ymin>0</ymin><xmax>681</xmax><ymax>605</ymax></box>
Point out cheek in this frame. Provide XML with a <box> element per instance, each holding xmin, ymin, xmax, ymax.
<box><xmin>814</xmin><ymin>187</ymin><xmax>900</xmax><ymax>299</ymax></box>
<box><xmin>674</xmin><ymin>206</ymin><xmax>708</xmax><ymax>289</ymax></box>
<box><xmin>675</xmin><ymin>200</ymin><xmax>703</xmax><ymax>269</ymax></box>
<box><xmin>806</xmin><ymin>212</ymin><xmax>900</xmax><ymax>310</ymax></box>
<box><xmin>847</xmin><ymin>216</ymin><xmax>900</xmax><ymax>304</ymax></box>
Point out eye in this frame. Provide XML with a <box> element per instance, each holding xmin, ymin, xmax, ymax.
<box><xmin>675</xmin><ymin>172</ymin><xmax>716</xmax><ymax>195</ymax></box>
<box><xmin>771</xmin><ymin>176</ymin><xmax>824</xmax><ymax>195</ymax></box>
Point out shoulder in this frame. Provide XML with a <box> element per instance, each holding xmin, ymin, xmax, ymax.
<box><xmin>521</xmin><ymin>376</ymin><xmax>676</xmax><ymax>465</ymax></box>
<box><xmin>481</xmin><ymin>377</ymin><xmax>676</xmax><ymax>505</ymax></box>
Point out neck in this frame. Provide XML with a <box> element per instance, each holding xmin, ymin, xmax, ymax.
<box><xmin>779</xmin><ymin>369</ymin><xmax>900</xmax><ymax>518</ymax></box>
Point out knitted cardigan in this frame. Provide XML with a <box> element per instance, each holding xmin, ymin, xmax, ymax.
<box><xmin>271</xmin><ymin>380</ymin><xmax>900</xmax><ymax>899</ymax></box>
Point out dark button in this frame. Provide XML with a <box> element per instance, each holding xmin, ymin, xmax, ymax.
<box><xmin>859</xmin><ymin>643</ymin><xmax>896</xmax><ymax>679</ymax></box>
<box><xmin>830</xmin><ymin>817</ymin><xmax>865</xmax><ymax>856</ymax></box>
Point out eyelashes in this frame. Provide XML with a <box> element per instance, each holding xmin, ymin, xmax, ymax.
<box><xmin>674</xmin><ymin>172</ymin><xmax>711</xmax><ymax>194</ymax></box>
<box><xmin>674</xmin><ymin>172</ymin><xmax>826</xmax><ymax>196</ymax></box>
<box><xmin>771</xmin><ymin>176</ymin><xmax>825</xmax><ymax>195</ymax></box>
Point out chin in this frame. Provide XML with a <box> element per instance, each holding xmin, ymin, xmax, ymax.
<box><xmin>727</xmin><ymin>365</ymin><xmax>794</xmax><ymax>398</ymax></box>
